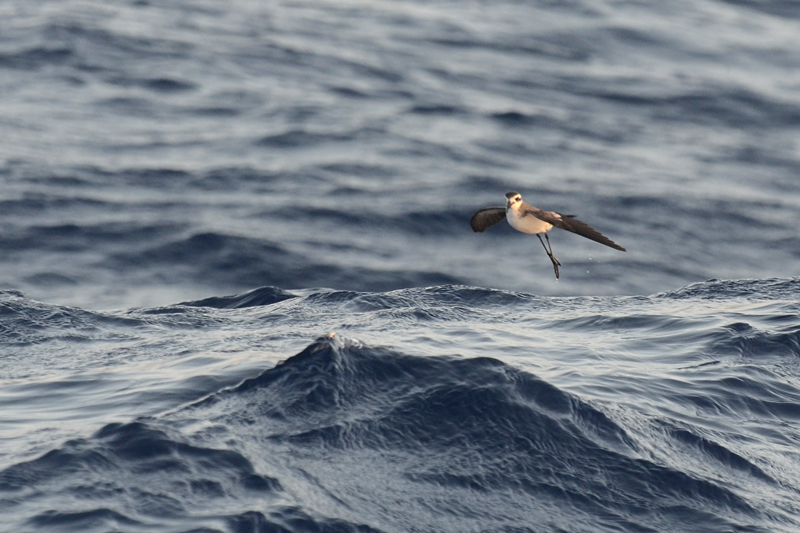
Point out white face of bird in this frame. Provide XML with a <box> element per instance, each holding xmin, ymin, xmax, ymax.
<box><xmin>505</xmin><ymin>192</ymin><xmax>522</xmax><ymax>210</ymax></box>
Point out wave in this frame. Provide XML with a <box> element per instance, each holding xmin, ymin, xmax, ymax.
<box><xmin>180</xmin><ymin>286</ymin><xmax>298</xmax><ymax>309</ymax></box>
<box><xmin>1</xmin><ymin>333</ymin><xmax>770</xmax><ymax>532</ymax></box>
<box><xmin>2</xmin><ymin>280</ymin><xmax>800</xmax><ymax>531</ymax></box>
<box><xmin>184</xmin><ymin>334</ymin><xmax>768</xmax><ymax>532</ymax></box>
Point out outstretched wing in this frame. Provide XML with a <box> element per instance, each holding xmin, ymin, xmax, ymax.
<box><xmin>524</xmin><ymin>207</ymin><xmax>626</xmax><ymax>251</ymax></box>
<box><xmin>470</xmin><ymin>206</ymin><xmax>506</xmax><ymax>232</ymax></box>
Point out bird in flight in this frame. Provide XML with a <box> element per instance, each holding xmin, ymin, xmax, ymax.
<box><xmin>470</xmin><ymin>191</ymin><xmax>625</xmax><ymax>279</ymax></box>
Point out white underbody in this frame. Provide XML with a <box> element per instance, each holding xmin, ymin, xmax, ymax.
<box><xmin>506</xmin><ymin>206</ymin><xmax>553</xmax><ymax>234</ymax></box>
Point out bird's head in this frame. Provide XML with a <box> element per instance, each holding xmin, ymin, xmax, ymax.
<box><xmin>505</xmin><ymin>191</ymin><xmax>522</xmax><ymax>210</ymax></box>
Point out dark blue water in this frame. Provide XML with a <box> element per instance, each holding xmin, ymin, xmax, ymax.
<box><xmin>2</xmin><ymin>283</ymin><xmax>800</xmax><ymax>532</ymax></box>
<box><xmin>2</xmin><ymin>0</ymin><xmax>800</xmax><ymax>531</ymax></box>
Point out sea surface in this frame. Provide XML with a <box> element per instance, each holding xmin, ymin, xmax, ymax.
<box><xmin>2</xmin><ymin>0</ymin><xmax>800</xmax><ymax>531</ymax></box>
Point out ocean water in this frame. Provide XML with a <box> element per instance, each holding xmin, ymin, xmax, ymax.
<box><xmin>2</xmin><ymin>0</ymin><xmax>800</xmax><ymax>531</ymax></box>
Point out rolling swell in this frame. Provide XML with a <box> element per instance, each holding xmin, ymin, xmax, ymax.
<box><xmin>2</xmin><ymin>281</ymin><xmax>800</xmax><ymax>531</ymax></box>
<box><xmin>186</xmin><ymin>335</ymin><xmax>761</xmax><ymax>532</ymax></box>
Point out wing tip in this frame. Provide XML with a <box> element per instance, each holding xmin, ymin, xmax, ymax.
<box><xmin>469</xmin><ymin>215</ymin><xmax>479</xmax><ymax>232</ymax></box>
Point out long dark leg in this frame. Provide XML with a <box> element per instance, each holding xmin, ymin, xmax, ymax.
<box><xmin>537</xmin><ymin>233</ymin><xmax>561</xmax><ymax>279</ymax></box>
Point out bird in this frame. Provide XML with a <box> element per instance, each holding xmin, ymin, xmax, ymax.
<box><xmin>470</xmin><ymin>191</ymin><xmax>625</xmax><ymax>279</ymax></box>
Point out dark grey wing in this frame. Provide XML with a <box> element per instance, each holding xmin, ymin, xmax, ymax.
<box><xmin>525</xmin><ymin>208</ymin><xmax>626</xmax><ymax>251</ymax></box>
<box><xmin>470</xmin><ymin>206</ymin><xmax>506</xmax><ymax>232</ymax></box>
